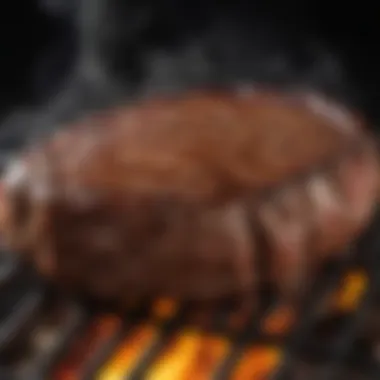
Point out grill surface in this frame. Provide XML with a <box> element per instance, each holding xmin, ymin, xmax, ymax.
<box><xmin>0</xmin><ymin>217</ymin><xmax>378</xmax><ymax>380</ymax></box>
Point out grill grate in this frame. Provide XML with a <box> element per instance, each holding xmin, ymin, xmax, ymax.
<box><xmin>0</xmin><ymin>240</ymin><xmax>377</xmax><ymax>379</ymax></box>
<box><xmin>0</xmin><ymin>220</ymin><xmax>377</xmax><ymax>379</ymax></box>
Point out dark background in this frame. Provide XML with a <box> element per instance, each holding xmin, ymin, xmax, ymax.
<box><xmin>0</xmin><ymin>1</ymin><xmax>379</xmax><ymax>153</ymax></box>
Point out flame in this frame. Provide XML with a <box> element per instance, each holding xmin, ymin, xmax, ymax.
<box><xmin>231</xmin><ymin>346</ymin><xmax>282</xmax><ymax>380</ymax></box>
<box><xmin>152</xmin><ymin>298</ymin><xmax>178</xmax><ymax>320</ymax></box>
<box><xmin>53</xmin><ymin>316</ymin><xmax>120</xmax><ymax>380</ymax></box>
<box><xmin>262</xmin><ymin>305</ymin><xmax>295</xmax><ymax>336</ymax></box>
<box><xmin>145</xmin><ymin>330</ymin><xmax>229</xmax><ymax>380</ymax></box>
<box><xmin>53</xmin><ymin>269</ymin><xmax>368</xmax><ymax>380</ymax></box>
<box><xmin>98</xmin><ymin>325</ymin><xmax>158</xmax><ymax>380</ymax></box>
<box><xmin>330</xmin><ymin>270</ymin><xmax>367</xmax><ymax>312</ymax></box>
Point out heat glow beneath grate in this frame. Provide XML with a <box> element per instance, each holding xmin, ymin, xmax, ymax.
<box><xmin>50</xmin><ymin>269</ymin><xmax>368</xmax><ymax>380</ymax></box>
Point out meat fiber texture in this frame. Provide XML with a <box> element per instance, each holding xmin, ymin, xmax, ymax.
<box><xmin>0</xmin><ymin>90</ymin><xmax>378</xmax><ymax>310</ymax></box>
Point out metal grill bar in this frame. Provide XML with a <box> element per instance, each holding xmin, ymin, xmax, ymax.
<box><xmin>80</xmin><ymin>319</ymin><xmax>125</xmax><ymax>380</ymax></box>
<box><xmin>270</xmin><ymin>254</ymin><xmax>354</xmax><ymax>380</ymax></box>
<box><xmin>212</xmin><ymin>303</ymin><xmax>276</xmax><ymax>380</ymax></box>
<box><xmin>25</xmin><ymin>305</ymin><xmax>88</xmax><ymax>380</ymax></box>
<box><xmin>126</xmin><ymin>306</ymin><xmax>190</xmax><ymax>380</ymax></box>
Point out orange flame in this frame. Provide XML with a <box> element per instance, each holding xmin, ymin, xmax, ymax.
<box><xmin>53</xmin><ymin>269</ymin><xmax>368</xmax><ymax>380</ymax></box>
